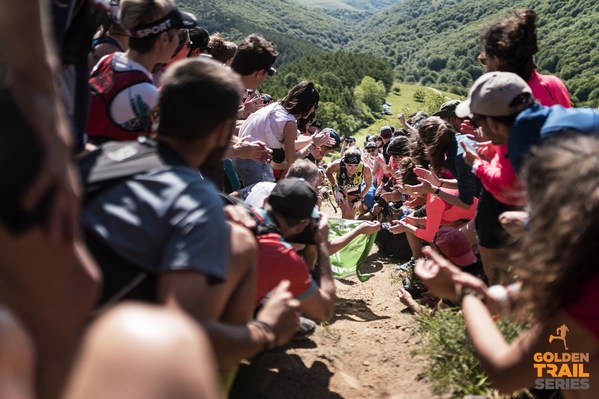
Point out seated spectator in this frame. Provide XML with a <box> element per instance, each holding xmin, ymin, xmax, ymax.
<box><xmin>236</xmin><ymin>81</ymin><xmax>326</xmax><ymax>186</ymax></box>
<box><xmin>62</xmin><ymin>303</ymin><xmax>220</xmax><ymax>399</ymax></box>
<box><xmin>188</xmin><ymin>27</ymin><xmax>211</xmax><ymax>57</ymax></box>
<box><xmin>81</xmin><ymin>59</ymin><xmax>300</xmax><ymax>385</ymax></box>
<box><xmin>390</xmin><ymin>158</ymin><xmax>477</xmax><ymax>246</ymax></box>
<box><xmin>209</xmin><ymin>32</ymin><xmax>237</xmax><ymax>65</ymax></box>
<box><xmin>431</xmin><ymin>100</ymin><xmax>464</xmax><ymax>133</ymax></box>
<box><xmin>362</xmin><ymin>141</ymin><xmax>385</xmax><ymax>186</ymax></box>
<box><xmin>415</xmin><ymin>133</ymin><xmax>599</xmax><ymax>398</ymax></box>
<box><xmin>86</xmin><ymin>0</ymin><xmax>198</xmax><ymax>144</ymax></box>
<box><xmin>306</xmin><ymin>127</ymin><xmax>341</xmax><ymax>167</ymax></box>
<box><xmin>253</xmin><ymin>178</ymin><xmax>335</xmax><ymax>323</ymax></box>
<box><xmin>89</xmin><ymin>2</ymin><xmax>129</xmax><ymax>71</ymax></box>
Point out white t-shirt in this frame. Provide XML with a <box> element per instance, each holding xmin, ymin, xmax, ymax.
<box><xmin>238</xmin><ymin>102</ymin><xmax>296</xmax><ymax>149</ymax></box>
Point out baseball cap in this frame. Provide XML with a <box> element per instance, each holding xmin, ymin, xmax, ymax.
<box><xmin>268</xmin><ymin>178</ymin><xmax>319</xmax><ymax>220</ymax></box>
<box><xmin>321</xmin><ymin>128</ymin><xmax>340</xmax><ymax>149</ymax></box>
<box><xmin>455</xmin><ymin>72</ymin><xmax>532</xmax><ymax>118</ymax></box>
<box><xmin>365</xmin><ymin>141</ymin><xmax>377</xmax><ymax>149</ymax></box>
<box><xmin>433</xmin><ymin>228</ymin><xmax>477</xmax><ymax>267</ymax></box>
<box><xmin>432</xmin><ymin>100</ymin><xmax>461</xmax><ymax>118</ymax></box>
<box><xmin>128</xmin><ymin>8</ymin><xmax>197</xmax><ymax>39</ymax></box>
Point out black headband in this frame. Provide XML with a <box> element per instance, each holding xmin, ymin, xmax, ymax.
<box><xmin>344</xmin><ymin>154</ymin><xmax>361</xmax><ymax>164</ymax></box>
<box><xmin>128</xmin><ymin>9</ymin><xmax>196</xmax><ymax>39</ymax></box>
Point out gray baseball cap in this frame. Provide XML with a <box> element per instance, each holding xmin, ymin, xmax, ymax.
<box><xmin>455</xmin><ymin>72</ymin><xmax>532</xmax><ymax>118</ymax></box>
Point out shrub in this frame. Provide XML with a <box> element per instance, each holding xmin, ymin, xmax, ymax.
<box><xmin>415</xmin><ymin>308</ymin><xmax>527</xmax><ymax>398</ymax></box>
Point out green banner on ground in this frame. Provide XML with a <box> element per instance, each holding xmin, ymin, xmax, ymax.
<box><xmin>328</xmin><ymin>218</ymin><xmax>377</xmax><ymax>282</ymax></box>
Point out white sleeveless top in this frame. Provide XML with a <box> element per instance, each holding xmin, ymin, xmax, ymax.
<box><xmin>238</xmin><ymin>102</ymin><xmax>296</xmax><ymax>149</ymax></box>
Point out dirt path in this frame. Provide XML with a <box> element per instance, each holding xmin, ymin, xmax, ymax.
<box><xmin>230</xmin><ymin>246</ymin><xmax>443</xmax><ymax>398</ymax></box>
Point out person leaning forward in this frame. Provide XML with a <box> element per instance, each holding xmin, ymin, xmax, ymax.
<box><xmin>81</xmin><ymin>58</ymin><xmax>300</xmax><ymax>388</ymax></box>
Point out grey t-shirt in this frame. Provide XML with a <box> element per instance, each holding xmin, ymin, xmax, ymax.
<box><xmin>84</xmin><ymin>166</ymin><xmax>230</xmax><ymax>281</ymax></box>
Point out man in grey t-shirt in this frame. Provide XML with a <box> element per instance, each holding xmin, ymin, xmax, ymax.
<box><xmin>82</xmin><ymin>58</ymin><xmax>300</xmax><ymax>377</ymax></box>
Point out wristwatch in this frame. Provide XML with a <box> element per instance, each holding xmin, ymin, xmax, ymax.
<box><xmin>434</xmin><ymin>187</ymin><xmax>441</xmax><ymax>196</ymax></box>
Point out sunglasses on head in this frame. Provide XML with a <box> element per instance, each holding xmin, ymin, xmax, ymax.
<box><xmin>266</xmin><ymin>67</ymin><xmax>277</xmax><ymax>76</ymax></box>
<box><xmin>477</xmin><ymin>54</ymin><xmax>487</xmax><ymax>66</ymax></box>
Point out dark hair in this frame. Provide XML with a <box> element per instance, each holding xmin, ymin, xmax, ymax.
<box><xmin>417</xmin><ymin>117</ymin><xmax>456</xmax><ymax>174</ymax></box>
<box><xmin>386</xmin><ymin>136</ymin><xmax>412</xmax><ymax>157</ymax></box>
<box><xmin>514</xmin><ymin>133</ymin><xmax>599</xmax><ymax>323</ymax></box>
<box><xmin>280</xmin><ymin>81</ymin><xmax>319</xmax><ymax>118</ymax></box>
<box><xmin>398</xmin><ymin>157</ymin><xmax>420</xmax><ymax>186</ymax></box>
<box><xmin>188</xmin><ymin>27</ymin><xmax>210</xmax><ymax>55</ymax></box>
<box><xmin>481</xmin><ymin>8</ymin><xmax>538</xmax><ymax>81</ymax></box>
<box><xmin>158</xmin><ymin>58</ymin><xmax>242</xmax><ymax>140</ymax></box>
<box><xmin>230</xmin><ymin>34</ymin><xmax>278</xmax><ymax>75</ymax></box>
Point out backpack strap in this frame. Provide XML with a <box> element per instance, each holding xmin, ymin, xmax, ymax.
<box><xmin>79</xmin><ymin>136</ymin><xmax>189</xmax><ymax>204</ymax></box>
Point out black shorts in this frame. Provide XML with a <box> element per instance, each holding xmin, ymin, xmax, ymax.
<box><xmin>475</xmin><ymin>188</ymin><xmax>523</xmax><ymax>249</ymax></box>
<box><xmin>0</xmin><ymin>89</ymin><xmax>52</xmax><ymax>233</ymax></box>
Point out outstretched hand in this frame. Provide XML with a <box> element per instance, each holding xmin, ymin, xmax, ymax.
<box><xmin>413</xmin><ymin>247</ymin><xmax>463</xmax><ymax>301</ymax></box>
<box><xmin>414</xmin><ymin>167</ymin><xmax>440</xmax><ymax>186</ymax></box>
<box><xmin>460</xmin><ymin>140</ymin><xmax>481</xmax><ymax>167</ymax></box>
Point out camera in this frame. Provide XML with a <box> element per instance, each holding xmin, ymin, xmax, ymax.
<box><xmin>261</xmin><ymin>94</ymin><xmax>273</xmax><ymax>105</ymax></box>
<box><xmin>287</xmin><ymin>216</ymin><xmax>321</xmax><ymax>245</ymax></box>
<box><xmin>381</xmin><ymin>222</ymin><xmax>391</xmax><ymax>231</ymax></box>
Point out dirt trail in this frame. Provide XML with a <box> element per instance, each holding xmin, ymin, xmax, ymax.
<box><xmin>230</xmin><ymin>248</ymin><xmax>444</xmax><ymax>399</ymax></box>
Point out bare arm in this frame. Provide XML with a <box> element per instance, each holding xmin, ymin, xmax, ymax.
<box><xmin>0</xmin><ymin>0</ymin><xmax>81</xmax><ymax>241</ymax></box>
<box><xmin>328</xmin><ymin>221</ymin><xmax>380</xmax><ymax>255</ymax></box>
<box><xmin>283</xmin><ymin>121</ymin><xmax>299</xmax><ymax>167</ymax></box>
<box><xmin>298</xmin><ymin>214</ymin><xmax>336</xmax><ymax>322</ymax></box>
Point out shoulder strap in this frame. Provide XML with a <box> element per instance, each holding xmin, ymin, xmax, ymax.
<box><xmin>79</xmin><ymin>137</ymin><xmax>189</xmax><ymax>204</ymax></box>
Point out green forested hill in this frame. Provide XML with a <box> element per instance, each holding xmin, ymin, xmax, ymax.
<box><xmin>351</xmin><ymin>0</ymin><xmax>599</xmax><ymax>106</ymax></box>
<box><xmin>179</xmin><ymin>0</ymin><xmax>348</xmax><ymax>64</ymax></box>
<box><xmin>179</xmin><ymin>0</ymin><xmax>599</xmax><ymax>108</ymax></box>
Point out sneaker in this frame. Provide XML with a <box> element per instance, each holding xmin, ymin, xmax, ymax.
<box><xmin>293</xmin><ymin>317</ymin><xmax>317</xmax><ymax>341</ymax></box>
<box><xmin>395</xmin><ymin>257</ymin><xmax>415</xmax><ymax>272</ymax></box>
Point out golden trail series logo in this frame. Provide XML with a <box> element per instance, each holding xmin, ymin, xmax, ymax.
<box><xmin>533</xmin><ymin>324</ymin><xmax>590</xmax><ymax>390</ymax></box>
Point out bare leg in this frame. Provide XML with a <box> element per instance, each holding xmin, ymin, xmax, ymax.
<box><xmin>62</xmin><ymin>303</ymin><xmax>219</xmax><ymax>399</ymax></box>
<box><xmin>0</xmin><ymin>306</ymin><xmax>35</xmax><ymax>399</ymax></box>
<box><xmin>405</xmin><ymin>231</ymin><xmax>423</xmax><ymax>259</ymax></box>
<box><xmin>0</xmin><ymin>226</ymin><xmax>100</xmax><ymax>399</ymax></box>
<box><xmin>478</xmin><ymin>245</ymin><xmax>510</xmax><ymax>284</ymax></box>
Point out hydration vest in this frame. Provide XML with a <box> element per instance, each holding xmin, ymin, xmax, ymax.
<box><xmin>337</xmin><ymin>160</ymin><xmax>364</xmax><ymax>192</ymax></box>
<box><xmin>86</xmin><ymin>54</ymin><xmax>153</xmax><ymax>142</ymax></box>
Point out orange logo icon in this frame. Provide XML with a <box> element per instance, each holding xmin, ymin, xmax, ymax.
<box><xmin>549</xmin><ymin>324</ymin><xmax>569</xmax><ymax>351</ymax></box>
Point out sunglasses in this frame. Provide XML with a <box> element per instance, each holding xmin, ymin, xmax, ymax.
<box><xmin>366</xmin><ymin>148</ymin><xmax>377</xmax><ymax>153</ymax></box>
<box><xmin>266</xmin><ymin>67</ymin><xmax>277</xmax><ymax>76</ymax></box>
<box><xmin>477</xmin><ymin>54</ymin><xmax>487</xmax><ymax>66</ymax></box>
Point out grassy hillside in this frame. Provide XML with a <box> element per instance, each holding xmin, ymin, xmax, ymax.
<box><xmin>355</xmin><ymin>83</ymin><xmax>461</xmax><ymax>140</ymax></box>
<box><xmin>351</xmin><ymin>0</ymin><xmax>599</xmax><ymax>107</ymax></box>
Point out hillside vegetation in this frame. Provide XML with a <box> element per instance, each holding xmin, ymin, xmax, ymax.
<box><xmin>352</xmin><ymin>0</ymin><xmax>599</xmax><ymax>107</ymax></box>
<box><xmin>180</xmin><ymin>0</ymin><xmax>599</xmax><ymax>111</ymax></box>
